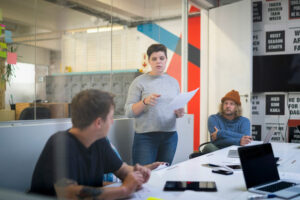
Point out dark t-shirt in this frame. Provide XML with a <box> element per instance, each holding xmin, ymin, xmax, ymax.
<box><xmin>29</xmin><ymin>130</ymin><xmax>123</xmax><ymax>196</ymax></box>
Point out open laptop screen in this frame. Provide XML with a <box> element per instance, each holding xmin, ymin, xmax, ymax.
<box><xmin>238</xmin><ymin>143</ymin><xmax>280</xmax><ymax>189</ymax></box>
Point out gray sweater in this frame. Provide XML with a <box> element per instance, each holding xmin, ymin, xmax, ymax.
<box><xmin>124</xmin><ymin>73</ymin><xmax>180</xmax><ymax>133</ymax></box>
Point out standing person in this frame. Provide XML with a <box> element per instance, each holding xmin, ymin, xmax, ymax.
<box><xmin>124</xmin><ymin>44</ymin><xmax>184</xmax><ymax>165</ymax></box>
<box><xmin>207</xmin><ymin>90</ymin><xmax>252</xmax><ymax>150</ymax></box>
<box><xmin>29</xmin><ymin>89</ymin><xmax>151</xmax><ymax>199</ymax></box>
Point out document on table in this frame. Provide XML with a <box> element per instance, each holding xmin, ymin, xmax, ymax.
<box><xmin>106</xmin><ymin>183</ymin><xmax>177</xmax><ymax>200</ymax></box>
<box><xmin>168</xmin><ymin>88</ymin><xmax>199</xmax><ymax>110</ymax></box>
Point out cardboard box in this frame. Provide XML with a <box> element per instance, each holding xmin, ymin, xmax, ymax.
<box><xmin>0</xmin><ymin>109</ymin><xmax>15</xmax><ymax>121</ymax></box>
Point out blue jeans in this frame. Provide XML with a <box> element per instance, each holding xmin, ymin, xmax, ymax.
<box><xmin>132</xmin><ymin>131</ymin><xmax>178</xmax><ymax>165</ymax></box>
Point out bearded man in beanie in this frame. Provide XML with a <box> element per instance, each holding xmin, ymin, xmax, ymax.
<box><xmin>207</xmin><ymin>90</ymin><xmax>251</xmax><ymax>150</ymax></box>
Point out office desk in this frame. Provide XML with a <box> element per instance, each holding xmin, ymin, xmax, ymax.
<box><xmin>145</xmin><ymin>142</ymin><xmax>300</xmax><ymax>200</ymax></box>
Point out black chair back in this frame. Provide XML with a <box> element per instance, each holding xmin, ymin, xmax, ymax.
<box><xmin>19</xmin><ymin>107</ymin><xmax>51</xmax><ymax>120</ymax></box>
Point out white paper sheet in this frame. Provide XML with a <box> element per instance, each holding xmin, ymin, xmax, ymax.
<box><xmin>106</xmin><ymin>183</ymin><xmax>177</xmax><ymax>200</ymax></box>
<box><xmin>168</xmin><ymin>88</ymin><xmax>199</xmax><ymax>110</ymax></box>
<box><xmin>176</xmin><ymin>190</ymin><xmax>224</xmax><ymax>200</ymax></box>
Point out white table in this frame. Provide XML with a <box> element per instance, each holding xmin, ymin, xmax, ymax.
<box><xmin>143</xmin><ymin>142</ymin><xmax>300</xmax><ymax>200</ymax></box>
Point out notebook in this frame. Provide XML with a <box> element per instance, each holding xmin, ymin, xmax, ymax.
<box><xmin>227</xmin><ymin>128</ymin><xmax>275</xmax><ymax>158</ymax></box>
<box><xmin>238</xmin><ymin>143</ymin><xmax>300</xmax><ymax>199</ymax></box>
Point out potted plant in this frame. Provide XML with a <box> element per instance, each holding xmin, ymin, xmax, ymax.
<box><xmin>0</xmin><ymin>45</ymin><xmax>16</xmax><ymax>109</ymax></box>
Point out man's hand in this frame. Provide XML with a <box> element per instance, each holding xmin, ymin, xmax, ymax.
<box><xmin>211</xmin><ymin>126</ymin><xmax>219</xmax><ymax>141</ymax></box>
<box><xmin>144</xmin><ymin>94</ymin><xmax>161</xmax><ymax>106</ymax></box>
<box><xmin>240</xmin><ymin>135</ymin><xmax>252</xmax><ymax>146</ymax></box>
<box><xmin>121</xmin><ymin>171</ymin><xmax>144</xmax><ymax>195</ymax></box>
<box><xmin>134</xmin><ymin>164</ymin><xmax>151</xmax><ymax>183</ymax></box>
<box><xmin>174</xmin><ymin>108</ymin><xmax>185</xmax><ymax>118</ymax></box>
<box><xmin>144</xmin><ymin>162</ymin><xmax>166</xmax><ymax>170</ymax></box>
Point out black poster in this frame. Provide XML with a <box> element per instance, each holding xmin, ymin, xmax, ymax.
<box><xmin>252</xmin><ymin>125</ymin><xmax>262</xmax><ymax>141</ymax></box>
<box><xmin>288</xmin><ymin>127</ymin><xmax>300</xmax><ymax>143</ymax></box>
<box><xmin>266</xmin><ymin>94</ymin><xmax>285</xmax><ymax>115</ymax></box>
<box><xmin>253</xmin><ymin>1</ymin><xmax>263</xmax><ymax>22</ymax></box>
<box><xmin>266</xmin><ymin>31</ymin><xmax>285</xmax><ymax>52</ymax></box>
<box><xmin>289</xmin><ymin>0</ymin><xmax>300</xmax><ymax>19</ymax></box>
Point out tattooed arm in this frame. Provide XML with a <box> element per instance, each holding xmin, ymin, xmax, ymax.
<box><xmin>54</xmin><ymin>173</ymin><xmax>144</xmax><ymax>200</ymax></box>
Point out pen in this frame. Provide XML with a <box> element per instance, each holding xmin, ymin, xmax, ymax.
<box><xmin>291</xmin><ymin>160</ymin><xmax>296</xmax><ymax>164</ymax></box>
<box><xmin>167</xmin><ymin>165</ymin><xmax>178</xmax><ymax>170</ymax></box>
<box><xmin>247</xmin><ymin>194</ymin><xmax>276</xmax><ymax>200</ymax></box>
<box><xmin>208</xmin><ymin>163</ymin><xmax>219</xmax><ymax>167</ymax></box>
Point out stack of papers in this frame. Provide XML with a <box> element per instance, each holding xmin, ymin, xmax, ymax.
<box><xmin>168</xmin><ymin>88</ymin><xmax>199</xmax><ymax>110</ymax></box>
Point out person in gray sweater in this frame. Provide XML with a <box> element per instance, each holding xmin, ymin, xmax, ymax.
<box><xmin>124</xmin><ymin>44</ymin><xmax>184</xmax><ymax>165</ymax></box>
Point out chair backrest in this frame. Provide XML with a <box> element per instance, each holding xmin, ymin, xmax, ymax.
<box><xmin>189</xmin><ymin>141</ymin><xmax>219</xmax><ymax>159</ymax></box>
<box><xmin>19</xmin><ymin>107</ymin><xmax>51</xmax><ymax>120</ymax></box>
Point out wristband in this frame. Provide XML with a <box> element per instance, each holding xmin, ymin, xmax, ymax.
<box><xmin>143</xmin><ymin>98</ymin><xmax>147</xmax><ymax>105</ymax></box>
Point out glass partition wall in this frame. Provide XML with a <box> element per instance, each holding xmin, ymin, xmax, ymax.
<box><xmin>0</xmin><ymin>0</ymin><xmax>183</xmax><ymax>121</ymax></box>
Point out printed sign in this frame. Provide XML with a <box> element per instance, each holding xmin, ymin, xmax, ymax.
<box><xmin>266</xmin><ymin>31</ymin><xmax>285</xmax><ymax>52</ymax></box>
<box><xmin>253</xmin><ymin>1</ymin><xmax>263</xmax><ymax>22</ymax></box>
<box><xmin>287</xmin><ymin>119</ymin><xmax>300</xmax><ymax>143</ymax></box>
<box><xmin>265</xmin><ymin>123</ymin><xmax>285</xmax><ymax>142</ymax></box>
<box><xmin>252</xmin><ymin>94</ymin><xmax>265</xmax><ymax>116</ymax></box>
<box><xmin>253</xmin><ymin>31</ymin><xmax>264</xmax><ymax>55</ymax></box>
<box><xmin>289</xmin><ymin>0</ymin><xmax>300</xmax><ymax>19</ymax></box>
<box><xmin>292</xmin><ymin>28</ymin><xmax>300</xmax><ymax>52</ymax></box>
<box><xmin>252</xmin><ymin>125</ymin><xmax>262</xmax><ymax>141</ymax></box>
<box><xmin>266</xmin><ymin>94</ymin><xmax>285</xmax><ymax>115</ymax></box>
<box><xmin>287</xmin><ymin>94</ymin><xmax>300</xmax><ymax>119</ymax></box>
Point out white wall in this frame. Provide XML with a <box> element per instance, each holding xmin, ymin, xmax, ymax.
<box><xmin>16</xmin><ymin>44</ymin><xmax>51</xmax><ymax>66</ymax></box>
<box><xmin>200</xmin><ymin>8</ymin><xmax>209</xmax><ymax>144</ymax></box>
<box><xmin>60</xmin><ymin>19</ymin><xmax>182</xmax><ymax>73</ymax></box>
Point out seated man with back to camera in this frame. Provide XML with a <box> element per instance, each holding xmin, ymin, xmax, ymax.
<box><xmin>29</xmin><ymin>89</ymin><xmax>153</xmax><ymax>200</ymax></box>
<box><xmin>207</xmin><ymin>90</ymin><xmax>252</xmax><ymax>150</ymax></box>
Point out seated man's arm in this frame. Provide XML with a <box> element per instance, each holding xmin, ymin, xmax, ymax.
<box><xmin>114</xmin><ymin>163</ymin><xmax>150</xmax><ymax>184</ymax></box>
<box><xmin>217</xmin><ymin>118</ymin><xmax>251</xmax><ymax>139</ymax></box>
<box><xmin>213</xmin><ymin>137</ymin><xmax>241</xmax><ymax>147</ymax></box>
<box><xmin>55</xmin><ymin>172</ymin><xmax>144</xmax><ymax>200</ymax></box>
<box><xmin>208</xmin><ymin>115</ymin><xmax>220</xmax><ymax>141</ymax></box>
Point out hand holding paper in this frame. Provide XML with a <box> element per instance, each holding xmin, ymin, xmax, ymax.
<box><xmin>169</xmin><ymin>88</ymin><xmax>199</xmax><ymax>110</ymax></box>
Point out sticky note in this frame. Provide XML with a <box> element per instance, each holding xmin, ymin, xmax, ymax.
<box><xmin>0</xmin><ymin>42</ymin><xmax>7</xmax><ymax>49</ymax></box>
<box><xmin>0</xmin><ymin>51</ymin><xmax>7</xmax><ymax>58</ymax></box>
<box><xmin>7</xmin><ymin>52</ymin><xmax>17</xmax><ymax>64</ymax></box>
<box><xmin>5</xmin><ymin>30</ymin><xmax>12</xmax><ymax>43</ymax></box>
<box><xmin>5</xmin><ymin>37</ymin><xmax>12</xmax><ymax>43</ymax></box>
<box><xmin>147</xmin><ymin>197</ymin><xmax>164</xmax><ymax>200</ymax></box>
<box><xmin>5</xmin><ymin>30</ymin><xmax>11</xmax><ymax>37</ymax></box>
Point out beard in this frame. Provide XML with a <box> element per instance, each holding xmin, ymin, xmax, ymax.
<box><xmin>223</xmin><ymin>109</ymin><xmax>236</xmax><ymax>116</ymax></box>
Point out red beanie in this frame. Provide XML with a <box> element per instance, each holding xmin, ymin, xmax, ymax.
<box><xmin>221</xmin><ymin>90</ymin><xmax>241</xmax><ymax>105</ymax></box>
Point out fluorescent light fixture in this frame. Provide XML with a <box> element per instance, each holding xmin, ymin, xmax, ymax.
<box><xmin>86</xmin><ymin>25</ymin><xmax>124</xmax><ymax>33</ymax></box>
<box><xmin>67</xmin><ymin>25</ymin><xmax>124</xmax><ymax>34</ymax></box>
<box><xmin>87</xmin><ymin>28</ymin><xmax>98</xmax><ymax>33</ymax></box>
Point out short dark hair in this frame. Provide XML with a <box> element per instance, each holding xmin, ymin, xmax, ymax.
<box><xmin>147</xmin><ymin>44</ymin><xmax>167</xmax><ymax>59</ymax></box>
<box><xmin>71</xmin><ymin>89</ymin><xmax>115</xmax><ymax>130</ymax></box>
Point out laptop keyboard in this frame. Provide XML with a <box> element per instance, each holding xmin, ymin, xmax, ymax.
<box><xmin>258</xmin><ymin>181</ymin><xmax>296</xmax><ymax>193</ymax></box>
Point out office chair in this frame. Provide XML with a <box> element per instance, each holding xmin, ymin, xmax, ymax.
<box><xmin>189</xmin><ymin>142</ymin><xmax>219</xmax><ymax>159</ymax></box>
<box><xmin>19</xmin><ymin>107</ymin><xmax>51</xmax><ymax>120</ymax></box>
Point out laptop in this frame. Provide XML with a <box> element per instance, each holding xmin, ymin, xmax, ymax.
<box><xmin>227</xmin><ymin>128</ymin><xmax>275</xmax><ymax>158</ymax></box>
<box><xmin>238</xmin><ymin>143</ymin><xmax>300</xmax><ymax>199</ymax></box>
